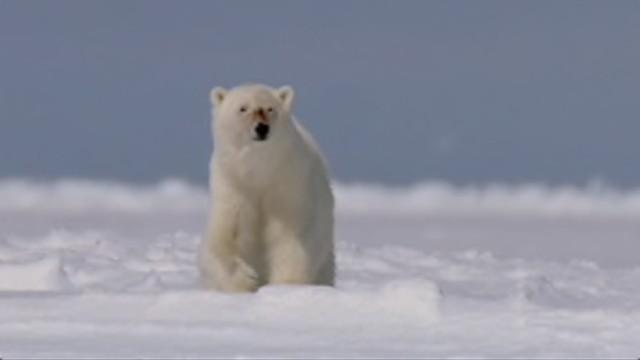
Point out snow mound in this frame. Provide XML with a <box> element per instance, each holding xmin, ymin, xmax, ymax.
<box><xmin>3</xmin><ymin>178</ymin><xmax>640</xmax><ymax>217</ymax></box>
<box><xmin>0</xmin><ymin>178</ymin><xmax>207</xmax><ymax>214</ymax></box>
<box><xmin>0</xmin><ymin>255</ymin><xmax>68</xmax><ymax>291</ymax></box>
<box><xmin>255</xmin><ymin>279</ymin><xmax>441</xmax><ymax>324</ymax></box>
<box><xmin>335</xmin><ymin>181</ymin><xmax>640</xmax><ymax>216</ymax></box>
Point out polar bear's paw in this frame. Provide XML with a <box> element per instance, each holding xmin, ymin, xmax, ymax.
<box><xmin>225</xmin><ymin>257</ymin><xmax>259</xmax><ymax>293</ymax></box>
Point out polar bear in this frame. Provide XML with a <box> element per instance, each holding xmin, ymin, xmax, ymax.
<box><xmin>199</xmin><ymin>84</ymin><xmax>335</xmax><ymax>292</ymax></box>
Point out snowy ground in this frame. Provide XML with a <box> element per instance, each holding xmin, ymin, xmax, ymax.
<box><xmin>1</xmin><ymin>178</ymin><xmax>640</xmax><ymax>358</ymax></box>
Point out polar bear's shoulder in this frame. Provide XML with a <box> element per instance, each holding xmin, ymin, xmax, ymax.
<box><xmin>293</xmin><ymin>118</ymin><xmax>321</xmax><ymax>156</ymax></box>
<box><xmin>293</xmin><ymin>118</ymin><xmax>332</xmax><ymax>176</ymax></box>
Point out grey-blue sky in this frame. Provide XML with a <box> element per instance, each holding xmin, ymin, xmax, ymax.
<box><xmin>1</xmin><ymin>1</ymin><xmax>639</xmax><ymax>186</ymax></box>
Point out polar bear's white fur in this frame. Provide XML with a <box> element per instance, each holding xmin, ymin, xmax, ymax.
<box><xmin>199</xmin><ymin>84</ymin><xmax>334</xmax><ymax>292</ymax></box>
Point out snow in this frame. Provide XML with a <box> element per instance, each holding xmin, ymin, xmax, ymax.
<box><xmin>1</xmin><ymin>179</ymin><xmax>639</xmax><ymax>358</ymax></box>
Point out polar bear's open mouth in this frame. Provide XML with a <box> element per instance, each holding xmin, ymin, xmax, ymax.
<box><xmin>254</xmin><ymin>123</ymin><xmax>270</xmax><ymax>141</ymax></box>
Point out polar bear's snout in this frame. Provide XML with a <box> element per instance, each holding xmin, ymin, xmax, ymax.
<box><xmin>253</xmin><ymin>107</ymin><xmax>268</xmax><ymax>122</ymax></box>
<box><xmin>254</xmin><ymin>123</ymin><xmax>270</xmax><ymax>141</ymax></box>
<box><xmin>252</xmin><ymin>107</ymin><xmax>271</xmax><ymax>141</ymax></box>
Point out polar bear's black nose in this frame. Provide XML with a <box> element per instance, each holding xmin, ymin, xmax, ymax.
<box><xmin>254</xmin><ymin>123</ymin><xmax>270</xmax><ymax>141</ymax></box>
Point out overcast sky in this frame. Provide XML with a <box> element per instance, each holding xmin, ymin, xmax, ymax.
<box><xmin>1</xmin><ymin>1</ymin><xmax>639</xmax><ymax>187</ymax></box>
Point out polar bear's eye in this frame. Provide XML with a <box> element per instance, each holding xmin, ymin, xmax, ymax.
<box><xmin>239</xmin><ymin>106</ymin><xmax>248</xmax><ymax>113</ymax></box>
<box><xmin>267</xmin><ymin>107</ymin><xmax>274</xmax><ymax>113</ymax></box>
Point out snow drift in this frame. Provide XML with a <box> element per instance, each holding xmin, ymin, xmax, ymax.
<box><xmin>3</xmin><ymin>178</ymin><xmax>640</xmax><ymax>217</ymax></box>
<box><xmin>1</xmin><ymin>178</ymin><xmax>639</xmax><ymax>357</ymax></box>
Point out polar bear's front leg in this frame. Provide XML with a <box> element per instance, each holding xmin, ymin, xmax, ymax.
<box><xmin>200</xmin><ymin>206</ymin><xmax>260</xmax><ymax>293</ymax></box>
<box><xmin>266</xmin><ymin>231</ymin><xmax>314</xmax><ymax>285</ymax></box>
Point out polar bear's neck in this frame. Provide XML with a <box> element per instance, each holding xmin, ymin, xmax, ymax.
<box><xmin>215</xmin><ymin>118</ymin><xmax>310</xmax><ymax>191</ymax></box>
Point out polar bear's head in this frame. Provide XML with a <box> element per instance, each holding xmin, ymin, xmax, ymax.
<box><xmin>210</xmin><ymin>84</ymin><xmax>294</xmax><ymax>148</ymax></box>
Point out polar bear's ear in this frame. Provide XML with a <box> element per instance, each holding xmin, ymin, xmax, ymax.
<box><xmin>210</xmin><ymin>87</ymin><xmax>227</xmax><ymax>107</ymax></box>
<box><xmin>276</xmin><ymin>86</ymin><xmax>295</xmax><ymax>112</ymax></box>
